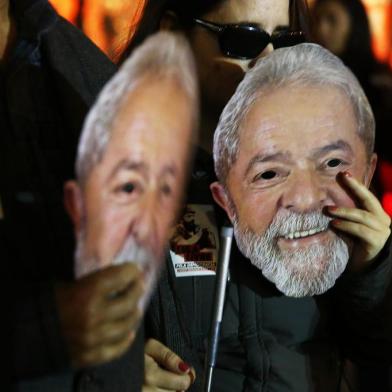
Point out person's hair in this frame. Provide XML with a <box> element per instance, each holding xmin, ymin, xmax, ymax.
<box><xmin>120</xmin><ymin>0</ymin><xmax>311</xmax><ymax>63</ymax></box>
<box><xmin>313</xmin><ymin>0</ymin><xmax>375</xmax><ymax>80</ymax></box>
<box><xmin>213</xmin><ymin>43</ymin><xmax>375</xmax><ymax>184</ymax></box>
<box><xmin>76</xmin><ymin>31</ymin><xmax>198</xmax><ymax>186</ymax></box>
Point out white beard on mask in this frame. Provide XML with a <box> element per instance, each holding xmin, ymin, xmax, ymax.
<box><xmin>74</xmin><ymin>228</ymin><xmax>160</xmax><ymax>309</ymax></box>
<box><xmin>233</xmin><ymin>209</ymin><xmax>349</xmax><ymax>297</ymax></box>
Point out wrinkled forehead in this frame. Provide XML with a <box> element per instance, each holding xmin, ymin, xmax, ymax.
<box><xmin>239</xmin><ymin>83</ymin><xmax>359</xmax><ymax>141</ymax></box>
<box><xmin>230</xmin><ymin>84</ymin><xmax>370</xmax><ymax>177</ymax></box>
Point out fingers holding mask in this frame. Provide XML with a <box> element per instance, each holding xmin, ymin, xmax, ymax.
<box><xmin>56</xmin><ymin>263</ymin><xmax>146</xmax><ymax>368</ymax></box>
<box><xmin>328</xmin><ymin>171</ymin><xmax>391</xmax><ymax>269</ymax></box>
<box><xmin>144</xmin><ymin>339</ymin><xmax>195</xmax><ymax>391</ymax></box>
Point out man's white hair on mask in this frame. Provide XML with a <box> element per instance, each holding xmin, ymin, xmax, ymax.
<box><xmin>76</xmin><ymin>31</ymin><xmax>198</xmax><ymax>188</ymax></box>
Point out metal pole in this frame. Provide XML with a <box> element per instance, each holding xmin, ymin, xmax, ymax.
<box><xmin>203</xmin><ymin>225</ymin><xmax>234</xmax><ymax>392</ymax></box>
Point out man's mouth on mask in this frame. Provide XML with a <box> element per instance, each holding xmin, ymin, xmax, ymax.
<box><xmin>277</xmin><ymin>225</ymin><xmax>332</xmax><ymax>250</ymax></box>
<box><xmin>282</xmin><ymin>224</ymin><xmax>330</xmax><ymax>240</ymax></box>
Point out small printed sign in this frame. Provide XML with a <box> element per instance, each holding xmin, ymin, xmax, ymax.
<box><xmin>170</xmin><ymin>204</ymin><xmax>219</xmax><ymax>277</ymax></box>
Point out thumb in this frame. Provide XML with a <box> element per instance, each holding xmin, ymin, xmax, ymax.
<box><xmin>90</xmin><ymin>263</ymin><xmax>143</xmax><ymax>295</ymax></box>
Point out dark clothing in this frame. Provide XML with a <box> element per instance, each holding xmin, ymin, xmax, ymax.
<box><xmin>146</xmin><ymin>148</ymin><xmax>392</xmax><ymax>391</ymax></box>
<box><xmin>15</xmin><ymin>327</ymin><xmax>145</xmax><ymax>392</ymax></box>
<box><xmin>4</xmin><ymin>1</ymin><xmax>143</xmax><ymax>390</ymax></box>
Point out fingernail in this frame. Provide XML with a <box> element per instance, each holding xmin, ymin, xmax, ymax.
<box><xmin>331</xmin><ymin>219</ymin><xmax>341</xmax><ymax>225</ymax></box>
<box><xmin>179</xmin><ymin>361</ymin><xmax>190</xmax><ymax>372</ymax></box>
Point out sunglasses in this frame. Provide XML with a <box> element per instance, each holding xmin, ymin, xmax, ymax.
<box><xmin>194</xmin><ymin>18</ymin><xmax>306</xmax><ymax>60</ymax></box>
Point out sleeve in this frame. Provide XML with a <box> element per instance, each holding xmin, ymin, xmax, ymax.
<box><xmin>12</xmin><ymin>282</ymin><xmax>70</xmax><ymax>380</ymax></box>
<box><xmin>332</xmin><ymin>234</ymin><xmax>392</xmax><ymax>365</ymax></box>
<box><xmin>42</xmin><ymin>14</ymin><xmax>117</xmax><ymax>180</ymax></box>
<box><xmin>11</xmin><ymin>11</ymin><xmax>116</xmax><ymax>381</ymax></box>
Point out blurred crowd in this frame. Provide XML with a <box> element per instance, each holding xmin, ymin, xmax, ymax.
<box><xmin>312</xmin><ymin>0</ymin><xmax>392</xmax><ymax>213</ymax></box>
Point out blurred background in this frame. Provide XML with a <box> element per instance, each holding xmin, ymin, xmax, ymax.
<box><xmin>48</xmin><ymin>0</ymin><xmax>391</xmax><ymax>65</ymax></box>
<box><xmin>48</xmin><ymin>0</ymin><xmax>392</xmax><ymax>216</ymax></box>
<box><xmin>48</xmin><ymin>0</ymin><xmax>146</xmax><ymax>60</ymax></box>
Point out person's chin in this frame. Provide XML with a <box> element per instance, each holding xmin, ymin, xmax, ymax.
<box><xmin>271</xmin><ymin>262</ymin><xmax>336</xmax><ymax>297</ymax></box>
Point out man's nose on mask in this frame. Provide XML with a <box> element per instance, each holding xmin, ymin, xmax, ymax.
<box><xmin>128</xmin><ymin>194</ymin><xmax>161</xmax><ymax>255</ymax></box>
<box><xmin>281</xmin><ymin>171</ymin><xmax>328</xmax><ymax>213</ymax></box>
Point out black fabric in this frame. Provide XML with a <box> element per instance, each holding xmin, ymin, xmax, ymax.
<box><xmin>146</xmin><ymin>149</ymin><xmax>392</xmax><ymax>392</ymax></box>
<box><xmin>15</xmin><ymin>325</ymin><xmax>145</xmax><ymax>392</ymax></box>
<box><xmin>4</xmin><ymin>1</ymin><xmax>144</xmax><ymax>390</ymax></box>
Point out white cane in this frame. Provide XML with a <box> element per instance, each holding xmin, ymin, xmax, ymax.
<box><xmin>203</xmin><ymin>225</ymin><xmax>234</xmax><ymax>392</ymax></box>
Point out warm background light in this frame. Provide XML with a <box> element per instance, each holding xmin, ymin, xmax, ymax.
<box><xmin>49</xmin><ymin>0</ymin><xmax>146</xmax><ymax>59</ymax></box>
<box><xmin>50</xmin><ymin>0</ymin><xmax>391</xmax><ymax>65</ymax></box>
<box><xmin>363</xmin><ymin>0</ymin><xmax>392</xmax><ymax>66</ymax></box>
<box><xmin>49</xmin><ymin>0</ymin><xmax>392</xmax><ymax>215</ymax></box>
<box><xmin>307</xmin><ymin>0</ymin><xmax>392</xmax><ymax>66</ymax></box>
<box><xmin>49</xmin><ymin>0</ymin><xmax>79</xmax><ymax>24</ymax></box>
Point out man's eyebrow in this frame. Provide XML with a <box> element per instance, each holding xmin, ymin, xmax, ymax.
<box><xmin>311</xmin><ymin>140</ymin><xmax>353</xmax><ymax>159</ymax></box>
<box><xmin>245</xmin><ymin>151</ymin><xmax>291</xmax><ymax>177</ymax></box>
<box><xmin>107</xmin><ymin>159</ymin><xmax>148</xmax><ymax>181</ymax></box>
<box><xmin>160</xmin><ymin>164</ymin><xmax>178</xmax><ymax>178</ymax></box>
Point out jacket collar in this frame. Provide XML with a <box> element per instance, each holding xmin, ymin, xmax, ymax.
<box><xmin>10</xmin><ymin>0</ymin><xmax>58</xmax><ymax>43</ymax></box>
<box><xmin>7</xmin><ymin>0</ymin><xmax>58</xmax><ymax>68</ymax></box>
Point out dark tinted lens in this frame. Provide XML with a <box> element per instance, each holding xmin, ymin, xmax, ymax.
<box><xmin>219</xmin><ymin>26</ymin><xmax>270</xmax><ymax>59</ymax></box>
<box><xmin>272</xmin><ymin>31</ymin><xmax>306</xmax><ymax>49</ymax></box>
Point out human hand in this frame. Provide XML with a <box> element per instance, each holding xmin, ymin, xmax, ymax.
<box><xmin>328</xmin><ymin>171</ymin><xmax>391</xmax><ymax>273</ymax></box>
<box><xmin>55</xmin><ymin>263</ymin><xmax>145</xmax><ymax>368</ymax></box>
<box><xmin>143</xmin><ymin>338</ymin><xmax>195</xmax><ymax>392</ymax></box>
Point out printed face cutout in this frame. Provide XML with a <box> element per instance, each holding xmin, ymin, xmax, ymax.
<box><xmin>65</xmin><ymin>76</ymin><xmax>195</xmax><ymax>301</ymax></box>
<box><xmin>212</xmin><ymin>85</ymin><xmax>375</xmax><ymax>296</ymax></box>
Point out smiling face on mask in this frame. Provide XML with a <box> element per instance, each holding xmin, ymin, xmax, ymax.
<box><xmin>212</xmin><ymin>84</ymin><xmax>376</xmax><ymax>297</ymax></box>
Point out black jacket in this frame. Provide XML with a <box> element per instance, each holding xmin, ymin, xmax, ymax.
<box><xmin>146</xmin><ymin>149</ymin><xmax>392</xmax><ymax>392</ymax></box>
<box><xmin>3</xmin><ymin>1</ymin><xmax>143</xmax><ymax>390</ymax></box>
